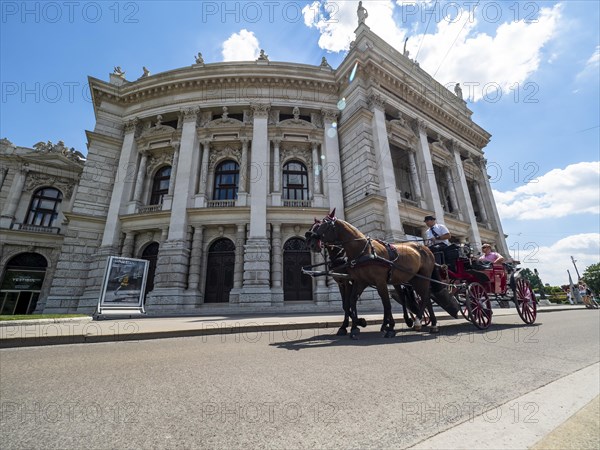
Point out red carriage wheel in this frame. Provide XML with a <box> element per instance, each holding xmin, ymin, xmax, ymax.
<box><xmin>449</xmin><ymin>282</ymin><xmax>470</xmax><ymax>321</ymax></box>
<box><xmin>466</xmin><ymin>282</ymin><xmax>492</xmax><ymax>329</ymax></box>
<box><xmin>514</xmin><ymin>278</ymin><xmax>537</xmax><ymax>324</ymax></box>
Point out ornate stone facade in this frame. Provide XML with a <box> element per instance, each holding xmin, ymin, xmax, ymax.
<box><xmin>0</xmin><ymin>24</ymin><xmax>508</xmax><ymax>315</ymax></box>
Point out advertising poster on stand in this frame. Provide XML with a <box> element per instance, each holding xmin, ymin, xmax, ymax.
<box><xmin>97</xmin><ymin>256</ymin><xmax>148</xmax><ymax>315</ymax></box>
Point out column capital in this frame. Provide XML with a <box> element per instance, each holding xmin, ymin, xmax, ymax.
<box><xmin>272</xmin><ymin>137</ymin><xmax>282</xmax><ymax>146</ymax></box>
<box><xmin>181</xmin><ymin>106</ymin><xmax>200</xmax><ymax>122</ymax></box>
<box><xmin>321</xmin><ymin>109</ymin><xmax>338</xmax><ymax>123</ymax></box>
<box><xmin>250</xmin><ymin>103</ymin><xmax>271</xmax><ymax>118</ymax></box>
<box><xmin>124</xmin><ymin>117</ymin><xmax>143</xmax><ymax>136</ymax></box>
<box><xmin>368</xmin><ymin>93</ymin><xmax>386</xmax><ymax>111</ymax></box>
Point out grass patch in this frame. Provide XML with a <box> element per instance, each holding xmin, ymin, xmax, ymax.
<box><xmin>0</xmin><ymin>314</ymin><xmax>90</xmax><ymax>321</ymax></box>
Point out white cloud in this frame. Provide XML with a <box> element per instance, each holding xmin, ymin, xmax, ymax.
<box><xmin>302</xmin><ymin>1</ymin><xmax>563</xmax><ymax>102</ymax></box>
<box><xmin>303</xmin><ymin>0</ymin><xmax>406</xmax><ymax>53</ymax></box>
<box><xmin>222</xmin><ymin>29</ymin><xmax>260</xmax><ymax>61</ymax></box>
<box><xmin>493</xmin><ymin>161</ymin><xmax>600</xmax><ymax>220</ymax></box>
<box><xmin>576</xmin><ymin>45</ymin><xmax>600</xmax><ymax>81</ymax></box>
<box><xmin>510</xmin><ymin>233</ymin><xmax>600</xmax><ymax>286</ymax></box>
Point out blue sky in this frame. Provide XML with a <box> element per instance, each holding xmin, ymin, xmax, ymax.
<box><xmin>1</xmin><ymin>0</ymin><xmax>599</xmax><ymax>286</ymax></box>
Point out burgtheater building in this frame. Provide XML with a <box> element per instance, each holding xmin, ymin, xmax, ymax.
<box><xmin>0</xmin><ymin>21</ymin><xmax>508</xmax><ymax>315</ymax></box>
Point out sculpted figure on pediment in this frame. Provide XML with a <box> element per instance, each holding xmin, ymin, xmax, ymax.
<box><xmin>24</xmin><ymin>172</ymin><xmax>76</xmax><ymax>198</ymax></box>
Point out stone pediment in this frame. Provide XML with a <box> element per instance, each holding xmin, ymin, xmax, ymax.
<box><xmin>21</xmin><ymin>151</ymin><xmax>85</xmax><ymax>173</ymax></box>
<box><xmin>386</xmin><ymin>120</ymin><xmax>417</xmax><ymax>147</ymax></box>
<box><xmin>205</xmin><ymin>117</ymin><xmax>244</xmax><ymax>128</ymax></box>
<box><xmin>140</xmin><ymin>123</ymin><xmax>177</xmax><ymax>139</ymax></box>
<box><xmin>24</xmin><ymin>172</ymin><xmax>78</xmax><ymax>198</ymax></box>
<box><xmin>278</xmin><ymin>118</ymin><xmax>316</xmax><ymax>129</ymax></box>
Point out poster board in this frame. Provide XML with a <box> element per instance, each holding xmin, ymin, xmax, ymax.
<box><xmin>97</xmin><ymin>256</ymin><xmax>149</xmax><ymax>315</ymax></box>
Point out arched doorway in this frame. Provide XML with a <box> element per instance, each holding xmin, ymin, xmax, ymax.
<box><xmin>140</xmin><ymin>242</ymin><xmax>159</xmax><ymax>299</ymax></box>
<box><xmin>0</xmin><ymin>253</ymin><xmax>48</xmax><ymax>315</ymax></box>
<box><xmin>283</xmin><ymin>238</ymin><xmax>313</xmax><ymax>301</ymax></box>
<box><xmin>204</xmin><ymin>239</ymin><xmax>235</xmax><ymax>303</ymax></box>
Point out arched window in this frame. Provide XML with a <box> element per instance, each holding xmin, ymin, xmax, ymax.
<box><xmin>26</xmin><ymin>187</ymin><xmax>63</xmax><ymax>227</ymax></box>
<box><xmin>283</xmin><ymin>161</ymin><xmax>309</xmax><ymax>200</ymax></box>
<box><xmin>283</xmin><ymin>237</ymin><xmax>313</xmax><ymax>301</ymax></box>
<box><xmin>150</xmin><ymin>166</ymin><xmax>171</xmax><ymax>205</ymax></box>
<box><xmin>213</xmin><ymin>160</ymin><xmax>239</xmax><ymax>200</ymax></box>
<box><xmin>0</xmin><ymin>252</ymin><xmax>47</xmax><ymax>315</ymax></box>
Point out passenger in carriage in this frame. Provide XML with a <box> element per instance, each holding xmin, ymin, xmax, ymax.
<box><xmin>479</xmin><ymin>243</ymin><xmax>505</xmax><ymax>265</ymax></box>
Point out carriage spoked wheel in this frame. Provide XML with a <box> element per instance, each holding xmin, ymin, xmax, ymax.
<box><xmin>449</xmin><ymin>282</ymin><xmax>470</xmax><ymax>321</ymax></box>
<box><xmin>466</xmin><ymin>282</ymin><xmax>492</xmax><ymax>329</ymax></box>
<box><xmin>514</xmin><ymin>278</ymin><xmax>537</xmax><ymax>324</ymax></box>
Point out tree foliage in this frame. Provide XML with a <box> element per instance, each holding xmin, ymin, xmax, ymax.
<box><xmin>583</xmin><ymin>263</ymin><xmax>600</xmax><ymax>295</ymax></box>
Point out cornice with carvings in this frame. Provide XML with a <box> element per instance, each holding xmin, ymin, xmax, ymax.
<box><xmin>23</xmin><ymin>172</ymin><xmax>77</xmax><ymax>199</ymax></box>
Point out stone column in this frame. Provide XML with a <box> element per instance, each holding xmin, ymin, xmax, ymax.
<box><xmin>369</xmin><ymin>94</ymin><xmax>404</xmax><ymax>241</ymax></box>
<box><xmin>0</xmin><ymin>167</ymin><xmax>8</xmax><ymax>190</ymax></box>
<box><xmin>167</xmin><ymin>144</ymin><xmax>180</xmax><ymax>196</ymax></box>
<box><xmin>412</xmin><ymin>119</ymin><xmax>444</xmax><ymax>220</ymax></box>
<box><xmin>322</xmin><ymin>110</ymin><xmax>345</xmax><ymax>219</ymax></box>
<box><xmin>133</xmin><ymin>151</ymin><xmax>148</xmax><ymax>203</ymax></box>
<box><xmin>148</xmin><ymin>109</ymin><xmax>199</xmax><ymax>309</ymax></box>
<box><xmin>100</xmin><ymin>118</ymin><xmax>140</xmax><ymax>249</ymax></box>
<box><xmin>187</xmin><ymin>225</ymin><xmax>204</xmax><ymax>291</ymax></box>
<box><xmin>451</xmin><ymin>146</ymin><xmax>481</xmax><ymax>248</ymax></box>
<box><xmin>473</xmin><ymin>182</ymin><xmax>488</xmax><ymax>223</ymax></box>
<box><xmin>444</xmin><ymin>166</ymin><xmax>460</xmax><ymax>218</ymax></box>
<box><xmin>273</xmin><ymin>139</ymin><xmax>281</xmax><ymax>192</ymax></box>
<box><xmin>242</xmin><ymin>104</ymin><xmax>272</xmax><ymax>305</ymax></box>
<box><xmin>121</xmin><ymin>231</ymin><xmax>136</xmax><ymax>258</ymax></box>
<box><xmin>197</xmin><ymin>140</ymin><xmax>210</xmax><ymax>206</ymax></box>
<box><xmin>234</xmin><ymin>224</ymin><xmax>245</xmax><ymax>290</ymax></box>
<box><xmin>311</xmin><ymin>141</ymin><xmax>322</xmax><ymax>195</ymax></box>
<box><xmin>407</xmin><ymin>150</ymin><xmax>423</xmax><ymax>202</ymax></box>
<box><xmin>478</xmin><ymin>158</ymin><xmax>509</xmax><ymax>255</ymax></box>
<box><xmin>0</xmin><ymin>168</ymin><xmax>27</xmax><ymax>228</ymax></box>
<box><xmin>237</xmin><ymin>139</ymin><xmax>249</xmax><ymax>206</ymax></box>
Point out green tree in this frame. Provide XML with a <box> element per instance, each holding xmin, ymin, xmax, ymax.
<box><xmin>520</xmin><ymin>268</ymin><xmax>543</xmax><ymax>292</ymax></box>
<box><xmin>583</xmin><ymin>263</ymin><xmax>600</xmax><ymax>295</ymax></box>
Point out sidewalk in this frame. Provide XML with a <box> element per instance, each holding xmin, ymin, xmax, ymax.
<box><xmin>0</xmin><ymin>304</ymin><xmax>588</xmax><ymax>349</ymax></box>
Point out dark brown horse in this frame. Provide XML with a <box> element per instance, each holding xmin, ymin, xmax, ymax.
<box><xmin>305</xmin><ymin>220</ymin><xmax>368</xmax><ymax>336</ymax></box>
<box><xmin>307</xmin><ymin>210</ymin><xmax>454</xmax><ymax>339</ymax></box>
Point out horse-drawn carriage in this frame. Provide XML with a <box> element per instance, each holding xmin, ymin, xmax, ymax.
<box><xmin>303</xmin><ymin>210</ymin><xmax>537</xmax><ymax>338</ymax></box>
<box><xmin>432</xmin><ymin>243</ymin><xmax>537</xmax><ymax>329</ymax></box>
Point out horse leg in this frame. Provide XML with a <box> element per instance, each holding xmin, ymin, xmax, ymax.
<box><xmin>412</xmin><ymin>277</ymin><xmax>438</xmax><ymax>333</ymax></box>
<box><xmin>336</xmin><ymin>282</ymin><xmax>349</xmax><ymax>336</ymax></box>
<box><xmin>349</xmin><ymin>282</ymin><xmax>367</xmax><ymax>340</ymax></box>
<box><xmin>393</xmin><ymin>285</ymin><xmax>413</xmax><ymax>328</ymax></box>
<box><xmin>377</xmin><ymin>283</ymin><xmax>396</xmax><ymax>338</ymax></box>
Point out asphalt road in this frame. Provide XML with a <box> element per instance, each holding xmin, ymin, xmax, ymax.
<box><xmin>1</xmin><ymin>310</ymin><xmax>598</xmax><ymax>449</ymax></box>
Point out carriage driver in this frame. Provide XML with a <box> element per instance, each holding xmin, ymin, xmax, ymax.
<box><xmin>424</xmin><ymin>215</ymin><xmax>451</xmax><ymax>264</ymax></box>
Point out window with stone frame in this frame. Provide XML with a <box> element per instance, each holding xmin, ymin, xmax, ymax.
<box><xmin>391</xmin><ymin>146</ymin><xmax>415</xmax><ymax>202</ymax></box>
<box><xmin>150</xmin><ymin>166</ymin><xmax>172</xmax><ymax>205</ymax></box>
<box><xmin>282</xmin><ymin>160</ymin><xmax>309</xmax><ymax>200</ymax></box>
<box><xmin>402</xmin><ymin>224</ymin><xmax>423</xmax><ymax>241</ymax></box>
<box><xmin>25</xmin><ymin>187</ymin><xmax>63</xmax><ymax>227</ymax></box>
<box><xmin>433</xmin><ymin>164</ymin><xmax>454</xmax><ymax>213</ymax></box>
<box><xmin>213</xmin><ymin>160</ymin><xmax>239</xmax><ymax>200</ymax></box>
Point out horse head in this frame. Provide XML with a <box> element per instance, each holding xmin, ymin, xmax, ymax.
<box><xmin>305</xmin><ymin>210</ymin><xmax>339</xmax><ymax>253</ymax></box>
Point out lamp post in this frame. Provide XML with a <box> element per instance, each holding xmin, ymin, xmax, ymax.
<box><xmin>571</xmin><ymin>256</ymin><xmax>581</xmax><ymax>280</ymax></box>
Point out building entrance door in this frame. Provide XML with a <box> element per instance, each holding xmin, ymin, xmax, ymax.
<box><xmin>204</xmin><ymin>239</ymin><xmax>235</xmax><ymax>303</ymax></box>
<box><xmin>283</xmin><ymin>238</ymin><xmax>313</xmax><ymax>301</ymax></box>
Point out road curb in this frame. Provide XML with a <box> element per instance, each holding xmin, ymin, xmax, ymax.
<box><xmin>0</xmin><ymin>306</ymin><xmax>591</xmax><ymax>349</ymax></box>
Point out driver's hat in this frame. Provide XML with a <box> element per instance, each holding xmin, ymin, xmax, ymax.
<box><xmin>423</xmin><ymin>215</ymin><xmax>436</xmax><ymax>222</ymax></box>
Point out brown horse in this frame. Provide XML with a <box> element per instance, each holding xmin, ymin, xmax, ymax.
<box><xmin>305</xmin><ymin>220</ymin><xmax>368</xmax><ymax>336</ymax></box>
<box><xmin>307</xmin><ymin>210</ymin><xmax>452</xmax><ymax>339</ymax></box>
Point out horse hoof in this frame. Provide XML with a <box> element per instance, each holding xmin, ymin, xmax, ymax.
<box><xmin>385</xmin><ymin>330</ymin><xmax>396</xmax><ymax>338</ymax></box>
<box><xmin>380</xmin><ymin>324</ymin><xmax>386</xmax><ymax>332</ymax></box>
<box><xmin>336</xmin><ymin>328</ymin><xmax>347</xmax><ymax>336</ymax></box>
<box><xmin>358</xmin><ymin>318</ymin><xmax>368</xmax><ymax>328</ymax></box>
<box><xmin>405</xmin><ymin>318</ymin><xmax>414</xmax><ymax>328</ymax></box>
<box><xmin>350</xmin><ymin>329</ymin><xmax>360</xmax><ymax>340</ymax></box>
<box><xmin>429</xmin><ymin>326</ymin><xmax>439</xmax><ymax>334</ymax></box>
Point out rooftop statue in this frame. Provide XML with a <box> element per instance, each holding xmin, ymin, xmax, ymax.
<box><xmin>357</xmin><ymin>1</ymin><xmax>368</xmax><ymax>25</ymax></box>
